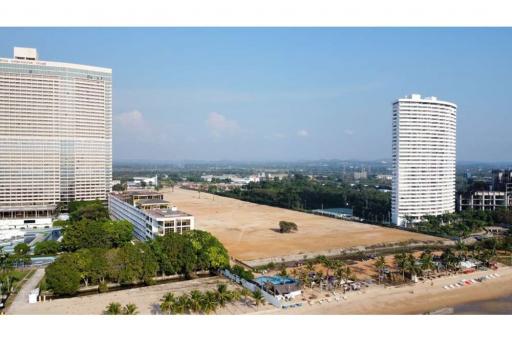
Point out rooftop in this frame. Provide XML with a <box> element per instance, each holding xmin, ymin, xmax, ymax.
<box><xmin>110</xmin><ymin>190</ymin><xmax>164</xmax><ymax>205</ymax></box>
<box><xmin>137</xmin><ymin>198</ymin><xmax>169</xmax><ymax>205</ymax></box>
<box><xmin>147</xmin><ymin>207</ymin><xmax>193</xmax><ymax>219</ymax></box>
<box><xmin>0</xmin><ymin>47</ymin><xmax>111</xmax><ymax>74</ymax></box>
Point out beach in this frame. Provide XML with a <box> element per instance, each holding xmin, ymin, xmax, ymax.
<box><xmin>271</xmin><ymin>266</ymin><xmax>512</xmax><ymax>315</ymax></box>
<box><xmin>8</xmin><ymin>266</ymin><xmax>512</xmax><ymax>315</ymax></box>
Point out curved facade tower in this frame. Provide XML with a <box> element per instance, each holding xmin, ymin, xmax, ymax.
<box><xmin>0</xmin><ymin>47</ymin><xmax>112</xmax><ymax>229</ymax></box>
<box><xmin>391</xmin><ymin>94</ymin><xmax>457</xmax><ymax>227</ymax></box>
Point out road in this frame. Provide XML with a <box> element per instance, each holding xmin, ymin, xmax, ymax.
<box><xmin>6</xmin><ymin>268</ymin><xmax>45</xmax><ymax>315</ymax></box>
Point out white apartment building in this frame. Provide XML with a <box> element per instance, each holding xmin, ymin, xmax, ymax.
<box><xmin>108</xmin><ymin>190</ymin><xmax>195</xmax><ymax>241</ymax></box>
<box><xmin>391</xmin><ymin>94</ymin><xmax>457</xmax><ymax>226</ymax></box>
<box><xmin>0</xmin><ymin>47</ymin><xmax>112</xmax><ymax>229</ymax></box>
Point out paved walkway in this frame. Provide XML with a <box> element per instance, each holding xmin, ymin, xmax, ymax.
<box><xmin>6</xmin><ymin>268</ymin><xmax>45</xmax><ymax>315</ymax></box>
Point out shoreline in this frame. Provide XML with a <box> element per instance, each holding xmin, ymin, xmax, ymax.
<box><xmin>265</xmin><ymin>266</ymin><xmax>512</xmax><ymax>315</ymax></box>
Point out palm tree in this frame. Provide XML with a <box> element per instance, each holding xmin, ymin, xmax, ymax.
<box><xmin>239</xmin><ymin>287</ymin><xmax>251</xmax><ymax>306</ymax></box>
<box><xmin>344</xmin><ymin>266</ymin><xmax>353</xmax><ymax>281</ymax></box>
<box><xmin>175</xmin><ymin>294</ymin><xmax>191</xmax><ymax>314</ymax></box>
<box><xmin>441</xmin><ymin>249</ymin><xmax>459</xmax><ymax>272</ymax></box>
<box><xmin>252</xmin><ymin>289</ymin><xmax>265</xmax><ymax>307</ymax></box>
<box><xmin>189</xmin><ymin>290</ymin><xmax>204</xmax><ymax>314</ymax></box>
<box><xmin>456</xmin><ymin>241</ymin><xmax>469</xmax><ymax>260</ymax></box>
<box><xmin>305</xmin><ymin>260</ymin><xmax>315</xmax><ymax>273</ymax></box>
<box><xmin>230</xmin><ymin>289</ymin><xmax>242</xmax><ymax>302</ymax></box>
<box><xmin>297</xmin><ymin>270</ymin><xmax>308</xmax><ymax>288</ymax></box>
<box><xmin>123</xmin><ymin>303</ymin><xmax>138</xmax><ymax>315</ymax></box>
<box><xmin>321</xmin><ymin>258</ymin><xmax>333</xmax><ymax>277</ymax></box>
<box><xmin>290</xmin><ymin>268</ymin><xmax>298</xmax><ymax>278</ymax></box>
<box><xmin>216</xmin><ymin>283</ymin><xmax>232</xmax><ymax>307</ymax></box>
<box><xmin>405</xmin><ymin>254</ymin><xmax>419</xmax><ymax>278</ymax></box>
<box><xmin>201</xmin><ymin>290</ymin><xmax>219</xmax><ymax>314</ymax></box>
<box><xmin>374</xmin><ymin>256</ymin><xmax>387</xmax><ymax>284</ymax></box>
<box><xmin>420</xmin><ymin>251</ymin><xmax>434</xmax><ymax>274</ymax></box>
<box><xmin>160</xmin><ymin>292</ymin><xmax>177</xmax><ymax>314</ymax></box>
<box><xmin>394</xmin><ymin>252</ymin><xmax>407</xmax><ymax>281</ymax></box>
<box><xmin>104</xmin><ymin>302</ymin><xmax>122</xmax><ymax>315</ymax></box>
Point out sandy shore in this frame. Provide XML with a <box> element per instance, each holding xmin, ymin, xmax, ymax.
<box><xmin>162</xmin><ymin>188</ymin><xmax>442</xmax><ymax>262</ymax></box>
<box><xmin>270</xmin><ymin>266</ymin><xmax>512</xmax><ymax>315</ymax></box>
<box><xmin>9</xmin><ymin>276</ymin><xmax>231</xmax><ymax>315</ymax></box>
<box><xmin>10</xmin><ymin>267</ymin><xmax>511</xmax><ymax>315</ymax></box>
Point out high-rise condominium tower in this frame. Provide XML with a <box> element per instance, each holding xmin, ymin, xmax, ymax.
<box><xmin>391</xmin><ymin>94</ymin><xmax>457</xmax><ymax>227</ymax></box>
<box><xmin>0</xmin><ymin>47</ymin><xmax>112</xmax><ymax>229</ymax></box>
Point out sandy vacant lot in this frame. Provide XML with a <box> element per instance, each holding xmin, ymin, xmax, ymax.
<box><xmin>163</xmin><ymin>188</ymin><xmax>442</xmax><ymax>262</ymax></box>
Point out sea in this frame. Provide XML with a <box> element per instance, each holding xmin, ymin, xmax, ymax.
<box><xmin>430</xmin><ymin>295</ymin><xmax>512</xmax><ymax>314</ymax></box>
<box><xmin>451</xmin><ymin>294</ymin><xmax>512</xmax><ymax>314</ymax></box>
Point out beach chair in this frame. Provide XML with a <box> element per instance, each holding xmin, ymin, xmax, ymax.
<box><xmin>443</xmin><ymin>285</ymin><xmax>450</xmax><ymax>290</ymax></box>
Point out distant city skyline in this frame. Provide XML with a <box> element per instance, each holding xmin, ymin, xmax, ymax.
<box><xmin>1</xmin><ymin>28</ymin><xmax>511</xmax><ymax>162</ymax></box>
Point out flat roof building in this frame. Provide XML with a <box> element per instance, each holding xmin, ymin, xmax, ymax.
<box><xmin>391</xmin><ymin>94</ymin><xmax>457</xmax><ymax>227</ymax></box>
<box><xmin>0</xmin><ymin>47</ymin><xmax>112</xmax><ymax>229</ymax></box>
<box><xmin>108</xmin><ymin>190</ymin><xmax>194</xmax><ymax>240</ymax></box>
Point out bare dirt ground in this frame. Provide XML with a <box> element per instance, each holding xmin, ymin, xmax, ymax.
<box><xmin>162</xmin><ymin>188</ymin><xmax>443</xmax><ymax>262</ymax></box>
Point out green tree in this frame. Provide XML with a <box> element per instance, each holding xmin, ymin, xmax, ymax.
<box><xmin>14</xmin><ymin>243</ymin><xmax>30</xmax><ymax>256</ymax></box>
<box><xmin>103</xmin><ymin>220</ymin><xmax>133</xmax><ymax>247</ymax></box>
<box><xmin>150</xmin><ymin>234</ymin><xmax>197</xmax><ymax>277</ymax></box>
<box><xmin>394</xmin><ymin>252</ymin><xmax>408</xmax><ymax>281</ymax></box>
<box><xmin>112</xmin><ymin>183</ymin><xmax>125</xmax><ymax>191</ymax></box>
<box><xmin>374</xmin><ymin>256</ymin><xmax>387</xmax><ymax>284</ymax></box>
<box><xmin>69</xmin><ymin>200</ymin><xmax>109</xmax><ymax>222</ymax></box>
<box><xmin>34</xmin><ymin>240</ymin><xmax>60</xmax><ymax>256</ymax></box>
<box><xmin>46</xmin><ymin>253</ymin><xmax>81</xmax><ymax>296</ymax></box>
<box><xmin>88</xmin><ymin>248</ymin><xmax>110</xmax><ymax>285</ymax></box>
<box><xmin>420</xmin><ymin>251</ymin><xmax>435</xmax><ymax>273</ymax></box>
<box><xmin>75</xmin><ymin>249</ymin><xmax>93</xmax><ymax>287</ymax></box>
<box><xmin>185</xmin><ymin>230</ymin><xmax>229</xmax><ymax>271</ymax></box>
<box><xmin>279</xmin><ymin>221</ymin><xmax>298</xmax><ymax>233</ymax></box>
<box><xmin>61</xmin><ymin>219</ymin><xmax>111</xmax><ymax>251</ymax></box>
<box><xmin>61</xmin><ymin>219</ymin><xmax>132</xmax><ymax>252</ymax></box>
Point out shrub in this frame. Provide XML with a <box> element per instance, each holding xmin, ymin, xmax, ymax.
<box><xmin>98</xmin><ymin>282</ymin><xmax>108</xmax><ymax>293</ymax></box>
<box><xmin>279</xmin><ymin>221</ymin><xmax>298</xmax><ymax>233</ymax></box>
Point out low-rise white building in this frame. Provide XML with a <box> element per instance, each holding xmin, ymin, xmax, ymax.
<box><xmin>127</xmin><ymin>175</ymin><xmax>158</xmax><ymax>189</ymax></box>
<box><xmin>108</xmin><ymin>190</ymin><xmax>194</xmax><ymax>241</ymax></box>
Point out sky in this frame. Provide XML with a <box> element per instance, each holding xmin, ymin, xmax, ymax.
<box><xmin>0</xmin><ymin>28</ymin><xmax>511</xmax><ymax>162</ymax></box>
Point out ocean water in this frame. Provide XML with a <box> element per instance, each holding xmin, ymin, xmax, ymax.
<box><xmin>451</xmin><ymin>295</ymin><xmax>512</xmax><ymax>314</ymax></box>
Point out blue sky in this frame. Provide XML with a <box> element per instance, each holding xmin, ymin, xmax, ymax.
<box><xmin>0</xmin><ymin>28</ymin><xmax>511</xmax><ymax>162</ymax></box>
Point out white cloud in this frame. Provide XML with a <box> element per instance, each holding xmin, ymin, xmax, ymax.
<box><xmin>344</xmin><ymin>129</ymin><xmax>355</xmax><ymax>135</ymax></box>
<box><xmin>206</xmin><ymin>112</ymin><xmax>241</xmax><ymax>137</ymax></box>
<box><xmin>297</xmin><ymin>129</ymin><xmax>309</xmax><ymax>137</ymax></box>
<box><xmin>114</xmin><ymin>110</ymin><xmax>148</xmax><ymax>130</ymax></box>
